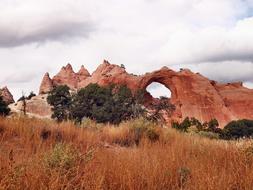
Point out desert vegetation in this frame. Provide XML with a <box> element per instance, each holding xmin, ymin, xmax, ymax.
<box><xmin>172</xmin><ymin>117</ymin><xmax>253</xmax><ymax>140</ymax></box>
<box><xmin>47</xmin><ymin>84</ymin><xmax>148</xmax><ymax>124</ymax></box>
<box><xmin>1</xmin><ymin>116</ymin><xmax>253</xmax><ymax>189</ymax></box>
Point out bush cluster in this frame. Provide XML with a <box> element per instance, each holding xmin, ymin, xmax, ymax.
<box><xmin>172</xmin><ymin>117</ymin><xmax>253</xmax><ymax>140</ymax></box>
<box><xmin>223</xmin><ymin>119</ymin><xmax>253</xmax><ymax>139</ymax></box>
<box><xmin>47</xmin><ymin>84</ymin><xmax>145</xmax><ymax>124</ymax></box>
<box><xmin>172</xmin><ymin>117</ymin><xmax>221</xmax><ymax>134</ymax></box>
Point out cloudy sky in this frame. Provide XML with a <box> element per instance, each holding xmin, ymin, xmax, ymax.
<box><xmin>0</xmin><ymin>0</ymin><xmax>253</xmax><ymax>100</ymax></box>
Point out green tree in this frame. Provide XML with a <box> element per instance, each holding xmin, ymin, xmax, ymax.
<box><xmin>148</xmin><ymin>97</ymin><xmax>176</xmax><ymax>122</ymax></box>
<box><xmin>0</xmin><ymin>96</ymin><xmax>10</xmax><ymax>116</ymax></box>
<box><xmin>71</xmin><ymin>84</ymin><xmax>145</xmax><ymax>124</ymax></box>
<box><xmin>172</xmin><ymin>117</ymin><xmax>191</xmax><ymax>132</ymax></box>
<box><xmin>223</xmin><ymin>119</ymin><xmax>253</xmax><ymax>139</ymax></box>
<box><xmin>17</xmin><ymin>91</ymin><xmax>36</xmax><ymax>101</ymax></box>
<box><xmin>172</xmin><ymin>117</ymin><xmax>221</xmax><ymax>135</ymax></box>
<box><xmin>27</xmin><ymin>91</ymin><xmax>36</xmax><ymax>100</ymax></box>
<box><xmin>47</xmin><ymin>85</ymin><xmax>71</xmax><ymax>122</ymax></box>
<box><xmin>207</xmin><ymin>118</ymin><xmax>221</xmax><ymax>133</ymax></box>
<box><xmin>112</xmin><ymin>85</ymin><xmax>144</xmax><ymax>123</ymax></box>
<box><xmin>190</xmin><ymin>117</ymin><xmax>203</xmax><ymax>131</ymax></box>
<box><xmin>71</xmin><ymin>84</ymin><xmax>113</xmax><ymax>123</ymax></box>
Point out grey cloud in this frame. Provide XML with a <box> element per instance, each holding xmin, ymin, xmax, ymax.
<box><xmin>0</xmin><ymin>21</ymin><xmax>95</xmax><ymax>47</ymax></box>
<box><xmin>171</xmin><ymin>61</ymin><xmax>253</xmax><ymax>84</ymax></box>
<box><xmin>202</xmin><ymin>53</ymin><xmax>253</xmax><ymax>63</ymax></box>
<box><xmin>1</xmin><ymin>72</ymin><xmax>38</xmax><ymax>84</ymax></box>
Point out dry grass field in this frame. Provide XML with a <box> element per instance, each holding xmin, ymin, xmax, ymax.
<box><xmin>1</xmin><ymin>117</ymin><xmax>253</xmax><ymax>190</ymax></box>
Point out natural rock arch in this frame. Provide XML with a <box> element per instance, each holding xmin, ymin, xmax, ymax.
<box><xmin>37</xmin><ymin>61</ymin><xmax>253</xmax><ymax>127</ymax></box>
<box><xmin>138</xmin><ymin>68</ymin><xmax>179</xmax><ymax>103</ymax></box>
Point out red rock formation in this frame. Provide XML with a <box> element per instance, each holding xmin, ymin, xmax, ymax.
<box><xmin>0</xmin><ymin>86</ymin><xmax>14</xmax><ymax>105</ymax></box>
<box><xmin>39</xmin><ymin>61</ymin><xmax>253</xmax><ymax>127</ymax></box>
<box><xmin>39</xmin><ymin>72</ymin><xmax>54</xmax><ymax>94</ymax></box>
<box><xmin>52</xmin><ymin>63</ymin><xmax>79</xmax><ymax>89</ymax></box>
<box><xmin>77</xmin><ymin>60</ymin><xmax>141</xmax><ymax>89</ymax></box>
<box><xmin>77</xmin><ymin>65</ymin><xmax>90</xmax><ymax>81</ymax></box>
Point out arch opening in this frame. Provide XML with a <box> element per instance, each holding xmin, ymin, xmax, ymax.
<box><xmin>243</xmin><ymin>82</ymin><xmax>253</xmax><ymax>89</ymax></box>
<box><xmin>146</xmin><ymin>82</ymin><xmax>172</xmax><ymax>99</ymax></box>
<box><xmin>145</xmin><ymin>82</ymin><xmax>175</xmax><ymax>123</ymax></box>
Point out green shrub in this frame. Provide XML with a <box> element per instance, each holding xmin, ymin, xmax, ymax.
<box><xmin>223</xmin><ymin>119</ymin><xmax>253</xmax><ymax>139</ymax></box>
<box><xmin>172</xmin><ymin>117</ymin><xmax>191</xmax><ymax>132</ymax></box>
<box><xmin>128</xmin><ymin>118</ymin><xmax>160</xmax><ymax>144</ymax></box>
<box><xmin>44</xmin><ymin>143</ymin><xmax>78</xmax><ymax>170</ymax></box>
<box><xmin>43</xmin><ymin>143</ymin><xmax>95</xmax><ymax>175</ymax></box>
<box><xmin>172</xmin><ymin>117</ymin><xmax>222</xmax><ymax>139</ymax></box>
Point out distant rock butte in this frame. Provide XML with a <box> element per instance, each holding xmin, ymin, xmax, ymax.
<box><xmin>39</xmin><ymin>60</ymin><xmax>253</xmax><ymax>127</ymax></box>
<box><xmin>0</xmin><ymin>86</ymin><xmax>14</xmax><ymax>105</ymax></box>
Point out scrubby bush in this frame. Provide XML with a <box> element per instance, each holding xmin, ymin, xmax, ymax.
<box><xmin>173</xmin><ymin>117</ymin><xmax>253</xmax><ymax>140</ymax></box>
<box><xmin>172</xmin><ymin>117</ymin><xmax>222</xmax><ymax>139</ymax></box>
<box><xmin>172</xmin><ymin>117</ymin><xmax>191</xmax><ymax>132</ymax></box>
<box><xmin>44</xmin><ymin>143</ymin><xmax>78</xmax><ymax>170</ymax></box>
<box><xmin>128</xmin><ymin>118</ymin><xmax>160</xmax><ymax>144</ymax></box>
<box><xmin>223</xmin><ymin>119</ymin><xmax>253</xmax><ymax>139</ymax></box>
<box><xmin>43</xmin><ymin>143</ymin><xmax>95</xmax><ymax>171</ymax></box>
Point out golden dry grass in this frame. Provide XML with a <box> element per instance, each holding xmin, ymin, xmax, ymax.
<box><xmin>1</xmin><ymin>116</ymin><xmax>253</xmax><ymax>190</ymax></box>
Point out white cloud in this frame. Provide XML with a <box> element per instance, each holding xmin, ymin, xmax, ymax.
<box><xmin>156</xmin><ymin>17</ymin><xmax>253</xmax><ymax>65</ymax></box>
<box><xmin>170</xmin><ymin>61</ymin><xmax>253</xmax><ymax>82</ymax></box>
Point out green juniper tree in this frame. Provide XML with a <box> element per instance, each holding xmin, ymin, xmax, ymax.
<box><xmin>47</xmin><ymin>85</ymin><xmax>72</xmax><ymax>122</ymax></box>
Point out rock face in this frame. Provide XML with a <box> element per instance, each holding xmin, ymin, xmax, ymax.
<box><xmin>0</xmin><ymin>86</ymin><xmax>14</xmax><ymax>105</ymax></box>
<box><xmin>39</xmin><ymin>61</ymin><xmax>253</xmax><ymax>127</ymax></box>
<box><xmin>39</xmin><ymin>63</ymin><xmax>91</xmax><ymax>94</ymax></box>
<box><xmin>39</xmin><ymin>73</ymin><xmax>54</xmax><ymax>94</ymax></box>
<box><xmin>9</xmin><ymin>94</ymin><xmax>52</xmax><ymax>118</ymax></box>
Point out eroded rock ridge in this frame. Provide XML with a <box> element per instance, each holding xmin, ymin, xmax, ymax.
<box><xmin>39</xmin><ymin>60</ymin><xmax>253</xmax><ymax>126</ymax></box>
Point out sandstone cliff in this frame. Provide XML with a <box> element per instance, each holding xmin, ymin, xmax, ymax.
<box><xmin>39</xmin><ymin>60</ymin><xmax>253</xmax><ymax>127</ymax></box>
